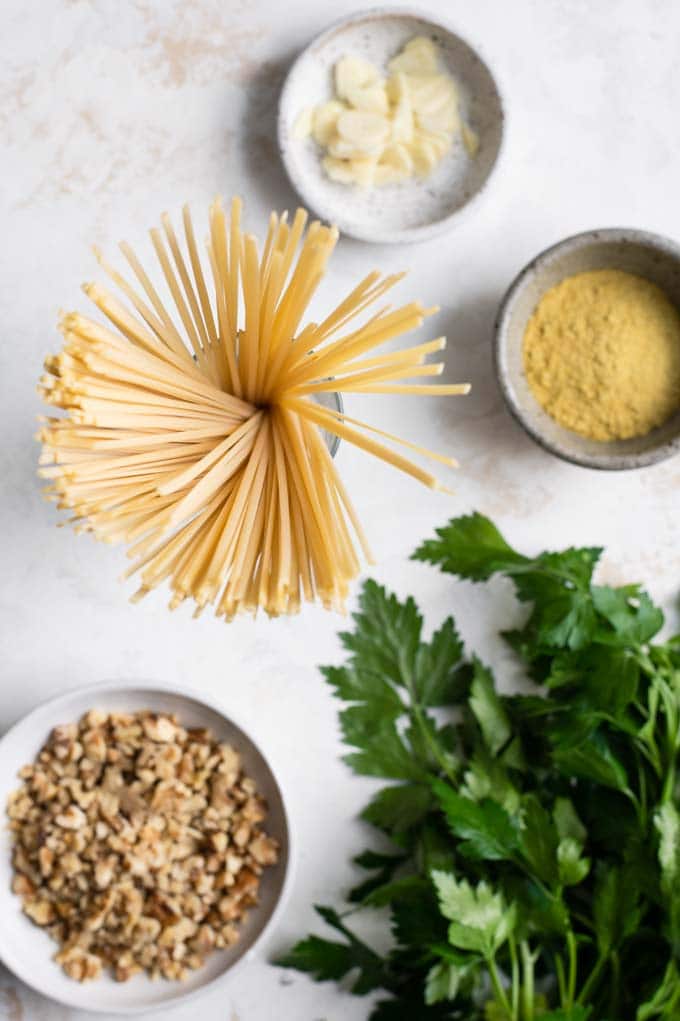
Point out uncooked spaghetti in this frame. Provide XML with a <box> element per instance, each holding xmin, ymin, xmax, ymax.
<box><xmin>38</xmin><ymin>199</ymin><xmax>468</xmax><ymax>619</ymax></box>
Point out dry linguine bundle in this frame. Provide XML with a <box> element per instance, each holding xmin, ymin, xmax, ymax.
<box><xmin>38</xmin><ymin>199</ymin><xmax>469</xmax><ymax>619</ymax></box>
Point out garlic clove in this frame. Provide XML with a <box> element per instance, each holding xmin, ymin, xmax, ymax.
<box><xmin>388</xmin><ymin>36</ymin><xmax>439</xmax><ymax>76</ymax></box>
<box><xmin>462</xmin><ymin>121</ymin><xmax>480</xmax><ymax>156</ymax></box>
<box><xmin>388</xmin><ymin>73</ymin><xmax>414</xmax><ymax>144</ymax></box>
<box><xmin>380</xmin><ymin>143</ymin><xmax>414</xmax><ymax>176</ymax></box>
<box><xmin>312</xmin><ymin>101</ymin><xmax>345</xmax><ymax>147</ymax></box>
<box><xmin>335</xmin><ymin>55</ymin><xmax>380</xmax><ymax>100</ymax></box>
<box><xmin>293</xmin><ymin>107</ymin><xmax>314</xmax><ymax>140</ymax></box>
<box><xmin>336</xmin><ymin>110</ymin><xmax>391</xmax><ymax>152</ymax></box>
<box><xmin>415</xmin><ymin>129</ymin><xmax>452</xmax><ymax>160</ymax></box>
<box><xmin>345</xmin><ymin>83</ymin><xmax>389</xmax><ymax>114</ymax></box>
<box><xmin>327</xmin><ymin>136</ymin><xmax>382</xmax><ymax>160</ymax></box>
<box><xmin>408</xmin><ymin>74</ymin><xmax>458</xmax><ymax>117</ymax></box>
<box><xmin>347</xmin><ymin>156</ymin><xmax>379</xmax><ymax>188</ymax></box>
<box><xmin>374</xmin><ymin>162</ymin><xmax>409</xmax><ymax>186</ymax></box>
<box><xmin>410</xmin><ymin>137</ymin><xmax>440</xmax><ymax>177</ymax></box>
<box><xmin>322</xmin><ymin>156</ymin><xmax>358</xmax><ymax>184</ymax></box>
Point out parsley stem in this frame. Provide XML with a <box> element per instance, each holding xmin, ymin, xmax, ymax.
<box><xmin>609</xmin><ymin>951</ymin><xmax>620</xmax><ymax>1017</ymax></box>
<box><xmin>509</xmin><ymin>934</ymin><xmax>520</xmax><ymax>1020</ymax></box>
<box><xmin>488</xmin><ymin>955</ymin><xmax>512</xmax><ymax>1019</ymax></box>
<box><xmin>570</xmin><ymin>909</ymin><xmax>595</xmax><ymax>933</ymax></box>
<box><xmin>512</xmin><ymin>859</ymin><xmax>554</xmax><ymax>905</ymax></box>
<box><xmin>404</xmin><ymin>681</ymin><xmax>458</xmax><ymax>783</ymax></box>
<box><xmin>577</xmin><ymin>952</ymin><xmax>607</xmax><ymax>1004</ymax></box>
<box><xmin>566</xmin><ymin>929</ymin><xmax>577</xmax><ymax>1006</ymax></box>
<box><xmin>520</xmin><ymin>941</ymin><xmax>535</xmax><ymax>1021</ymax></box>
<box><xmin>555</xmin><ymin>954</ymin><xmax>567</xmax><ymax>1006</ymax></box>
<box><xmin>637</xmin><ymin>759</ymin><xmax>648</xmax><ymax>826</ymax></box>
<box><xmin>662</xmin><ymin>753</ymin><xmax>676</xmax><ymax>803</ymax></box>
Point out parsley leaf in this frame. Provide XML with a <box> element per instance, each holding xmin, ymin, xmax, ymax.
<box><xmin>432</xmin><ymin>871</ymin><xmax>516</xmax><ymax>957</ymax></box>
<box><xmin>636</xmin><ymin>960</ymin><xmax>680</xmax><ymax>1021</ymax></box>
<box><xmin>552</xmin><ymin>731</ymin><xmax>630</xmax><ymax>792</ymax></box>
<box><xmin>338</xmin><ymin>579</ymin><xmax>422</xmax><ymax>688</ymax></box>
<box><xmin>342</xmin><ymin>722</ymin><xmax>428</xmax><ymax>781</ymax></box>
<box><xmin>654</xmin><ymin>802</ymin><xmax>680</xmax><ymax>950</ymax></box>
<box><xmin>538</xmin><ymin>1009</ymin><xmax>592</xmax><ymax>1021</ymax></box>
<box><xmin>349</xmin><ymin>850</ymin><xmax>407</xmax><ymax>904</ymax></box>
<box><xmin>545</xmin><ymin>645</ymin><xmax>640</xmax><ymax>717</ymax></box>
<box><xmin>361</xmin><ymin>783</ymin><xmax>432</xmax><ymax>836</ymax></box>
<box><xmin>469</xmin><ymin>658</ymin><xmax>512</xmax><ymax>755</ymax></box>
<box><xmin>593</xmin><ymin>585</ymin><xmax>664</xmax><ymax>645</ymax></box>
<box><xmin>412</xmin><ymin>512</ymin><xmax>527</xmax><ymax>580</ymax></box>
<box><xmin>519</xmin><ymin>795</ymin><xmax>560</xmax><ymax>885</ymax></box>
<box><xmin>415</xmin><ymin>513</ymin><xmax>603</xmax><ymax>651</ymax></box>
<box><xmin>433</xmin><ymin>781</ymin><xmax>520</xmax><ymax>862</ymax></box>
<box><xmin>283</xmin><ymin>513</ymin><xmax>680</xmax><ymax>1021</ymax></box>
<box><xmin>278</xmin><ymin>906</ymin><xmax>387</xmax><ymax>994</ymax></box>
<box><xmin>328</xmin><ymin>580</ymin><xmax>466</xmax><ymax>780</ymax></box>
<box><xmin>425</xmin><ymin>952</ymin><xmax>478</xmax><ymax>1004</ymax></box>
<box><xmin>593</xmin><ymin>866</ymin><xmax>642</xmax><ymax>955</ymax></box>
<box><xmin>414</xmin><ymin>617</ymin><xmax>465</xmax><ymax>706</ymax></box>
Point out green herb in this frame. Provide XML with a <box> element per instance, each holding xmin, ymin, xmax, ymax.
<box><xmin>278</xmin><ymin>513</ymin><xmax>680</xmax><ymax>1020</ymax></box>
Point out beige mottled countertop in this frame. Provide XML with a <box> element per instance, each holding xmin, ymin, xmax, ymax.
<box><xmin>2</xmin><ymin>0</ymin><xmax>680</xmax><ymax>1018</ymax></box>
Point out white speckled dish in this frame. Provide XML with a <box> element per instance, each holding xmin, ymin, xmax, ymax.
<box><xmin>0</xmin><ymin>682</ymin><xmax>292</xmax><ymax>1015</ymax></box>
<box><xmin>278</xmin><ymin>7</ymin><xmax>505</xmax><ymax>243</ymax></box>
<box><xmin>495</xmin><ymin>228</ymin><xmax>680</xmax><ymax>470</ymax></box>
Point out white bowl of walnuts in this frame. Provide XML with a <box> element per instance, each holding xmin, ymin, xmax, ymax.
<box><xmin>0</xmin><ymin>682</ymin><xmax>292</xmax><ymax>1015</ymax></box>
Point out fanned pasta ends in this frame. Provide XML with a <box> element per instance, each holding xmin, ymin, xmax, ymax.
<box><xmin>38</xmin><ymin>199</ymin><xmax>469</xmax><ymax>619</ymax></box>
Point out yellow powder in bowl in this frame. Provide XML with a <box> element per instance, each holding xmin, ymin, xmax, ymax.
<box><xmin>522</xmin><ymin>269</ymin><xmax>680</xmax><ymax>441</ymax></box>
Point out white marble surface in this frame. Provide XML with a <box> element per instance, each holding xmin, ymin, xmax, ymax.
<box><xmin>1</xmin><ymin>1</ymin><xmax>680</xmax><ymax>1018</ymax></box>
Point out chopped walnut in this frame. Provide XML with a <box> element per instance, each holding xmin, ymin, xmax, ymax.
<box><xmin>24</xmin><ymin>898</ymin><xmax>56</xmax><ymax>925</ymax></box>
<box><xmin>55</xmin><ymin>805</ymin><xmax>87</xmax><ymax>830</ymax></box>
<box><xmin>56</xmin><ymin>946</ymin><xmax>103</xmax><ymax>982</ymax></box>
<box><xmin>8</xmin><ymin>710</ymin><xmax>278</xmax><ymax>984</ymax></box>
<box><xmin>142</xmin><ymin>715</ymin><xmax>178</xmax><ymax>743</ymax></box>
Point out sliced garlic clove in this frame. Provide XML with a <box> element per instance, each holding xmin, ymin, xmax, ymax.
<box><xmin>334</xmin><ymin>55</ymin><xmax>380</xmax><ymax>100</ymax></box>
<box><xmin>385</xmin><ymin>71</ymin><xmax>404</xmax><ymax>105</ymax></box>
<box><xmin>336</xmin><ymin>110</ymin><xmax>390</xmax><ymax>152</ymax></box>
<box><xmin>388</xmin><ymin>73</ymin><xmax>414</xmax><ymax>143</ymax></box>
<box><xmin>322</xmin><ymin>156</ymin><xmax>358</xmax><ymax>185</ymax></box>
<box><xmin>374</xmin><ymin>162</ymin><xmax>408</xmax><ymax>186</ymax></box>
<box><xmin>327</xmin><ymin>136</ymin><xmax>382</xmax><ymax>159</ymax></box>
<box><xmin>388</xmin><ymin>36</ymin><xmax>439</xmax><ymax>76</ymax></box>
<box><xmin>293</xmin><ymin>107</ymin><xmax>314</xmax><ymax>140</ymax></box>
<box><xmin>380</xmin><ymin>143</ymin><xmax>414</xmax><ymax>176</ymax></box>
<box><xmin>415</xmin><ymin>97</ymin><xmax>460</xmax><ymax>135</ymax></box>
<box><xmin>462</xmin><ymin>121</ymin><xmax>480</xmax><ymax>156</ymax></box>
<box><xmin>415</xmin><ymin>129</ymin><xmax>452</xmax><ymax>160</ymax></box>
<box><xmin>410</xmin><ymin>138</ymin><xmax>439</xmax><ymax>177</ymax></box>
<box><xmin>345</xmin><ymin>83</ymin><xmax>389</xmax><ymax>114</ymax></box>
<box><xmin>312</xmin><ymin>101</ymin><xmax>345</xmax><ymax>147</ymax></box>
<box><xmin>348</xmin><ymin>156</ymin><xmax>379</xmax><ymax>188</ymax></box>
<box><xmin>408</xmin><ymin>74</ymin><xmax>458</xmax><ymax>117</ymax></box>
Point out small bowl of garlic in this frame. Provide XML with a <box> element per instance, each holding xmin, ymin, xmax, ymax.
<box><xmin>278</xmin><ymin>8</ymin><xmax>505</xmax><ymax>243</ymax></box>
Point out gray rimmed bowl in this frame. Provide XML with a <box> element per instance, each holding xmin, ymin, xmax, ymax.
<box><xmin>313</xmin><ymin>389</ymin><xmax>343</xmax><ymax>458</ymax></box>
<box><xmin>494</xmin><ymin>228</ymin><xmax>680</xmax><ymax>470</ymax></box>
<box><xmin>278</xmin><ymin>7</ymin><xmax>505</xmax><ymax>244</ymax></box>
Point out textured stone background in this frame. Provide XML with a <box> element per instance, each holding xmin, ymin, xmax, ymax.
<box><xmin>1</xmin><ymin>1</ymin><xmax>679</xmax><ymax>1017</ymax></box>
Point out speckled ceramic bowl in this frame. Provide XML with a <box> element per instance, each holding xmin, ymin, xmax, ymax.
<box><xmin>495</xmin><ymin>228</ymin><xmax>680</xmax><ymax>470</ymax></box>
<box><xmin>278</xmin><ymin>7</ymin><xmax>505</xmax><ymax>243</ymax></box>
<box><xmin>0</xmin><ymin>682</ymin><xmax>292</xmax><ymax>1015</ymax></box>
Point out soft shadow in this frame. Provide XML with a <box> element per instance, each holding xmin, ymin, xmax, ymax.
<box><xmin>432</xmin><ymin>292</ymin><xmax>565</xmax><ymax>519</ymax></box>
<box><xmin>436</xmin><ymin>291</ymin><xmax>533</xmax><ymax>455</ymax></box>
<box><xmin>242</xmin><ymin>51</ymin><xmax>301</xmax><ymax>213</ymax></box>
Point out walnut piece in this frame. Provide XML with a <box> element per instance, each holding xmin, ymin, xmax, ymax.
<box><xmin>7</xmin><ymin>710</ymin><xmax>278</xmax><ymax>983</ymax></box>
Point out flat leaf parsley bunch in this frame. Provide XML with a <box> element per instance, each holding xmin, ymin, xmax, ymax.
<box><xmin>280</xmin><ymin>514</ymin><xmax>680</xmax><ymax>1020</ymax></box>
